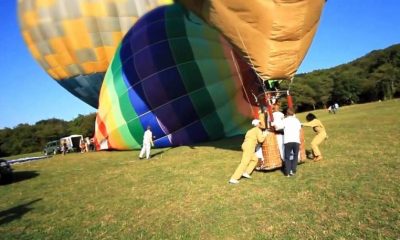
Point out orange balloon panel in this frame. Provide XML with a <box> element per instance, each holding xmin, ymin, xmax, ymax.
<box><xmin>177</xmin><ymin>0</ymin><xmax>326</xmax><ymax>81</ymax></box>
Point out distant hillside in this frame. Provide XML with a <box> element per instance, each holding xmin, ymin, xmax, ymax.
<box><xmin>289</xmin><ymin>44</ymin><xmax>400</xmax><ymax>111</ymax></box>
<box><xmin>0</xmin><ymin>113</ymin><xmax>96</xmax><ymax>157</ymax></box>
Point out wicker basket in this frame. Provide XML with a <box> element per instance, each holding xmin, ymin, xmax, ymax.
<box><xmin>258</xmin><ymin>132</ymin><xmax>282</xmax><ymax>170</ymax></box>
<box><xmin>257</xmin><ymin>129</ymin><xmax>307</xmax><ymax>170</ymax></box>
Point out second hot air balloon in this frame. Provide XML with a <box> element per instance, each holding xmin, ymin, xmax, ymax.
<box><xmin>18</xmin><ymin>0</ymin><xmax>172</xmax><ymax>108</ymax></box>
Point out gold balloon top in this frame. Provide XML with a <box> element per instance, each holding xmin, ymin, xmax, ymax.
<box><xmin>177</xmin><ymin>0</ymin><xmax>326</xmax><ymax>81</ymax></box>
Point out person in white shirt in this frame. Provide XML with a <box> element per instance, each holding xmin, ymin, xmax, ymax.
<box><xmin>282</xmin><ymin>108</ymin><xmax>301</xmax><ymax>177</ymax></box>
<box><xmin>139</xmin><ymin>126</ymin><xmax>154</xmax><ymax>159</ymax></box>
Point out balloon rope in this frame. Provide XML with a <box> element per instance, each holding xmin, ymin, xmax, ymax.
<box><xmin>235</xmin><ymin>27</ymin><xmax>265</xmax><ymax>85</ymax></box>
<box><xmin>236</xmin><ymin>27</ymin><xmax>272</xmax><ymax>124</ymax></box>
<box><xmin>230</xmin><ymin>50</ymin><xmax>255</xmax><ymax>116</ymax></box>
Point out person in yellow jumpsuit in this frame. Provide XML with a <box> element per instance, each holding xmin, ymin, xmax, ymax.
<box><xmin>229</xmin><ymin>119</ymin><xmax>267</xmax><ymax>184</ymax></box>
<box><xmin>302</xmin><ymin>113</ymin><xmax>327</xmax><ymax>161</ymax></box>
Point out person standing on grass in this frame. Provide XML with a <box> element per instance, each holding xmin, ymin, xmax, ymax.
<box><xmin>229</xmin><ymin>119</ymin><xmax>267</xmax><ymax>184</ymax></box>
<box><xmin>62</xmin><ymin>140</ymin><xmax>68</xmax><ymax>155</ymax></box>
<box><xmin>302</xmin><ymin>113</ymin><xmax>327</xmax><ymax>161</ymax></box>
<box><xmin>282</xmin><ymin>108</ymin><xmax>301</xmax><ymax>177</ymax></box>
<box><xmin>80</xmin><ymin>138</ymin><xmax>86</xmax><ymax>153</ymax></box>
<box><xmin>139</xmin><ymin>126</ymin><xmax>154</xmax><ymax>159</ymax></box>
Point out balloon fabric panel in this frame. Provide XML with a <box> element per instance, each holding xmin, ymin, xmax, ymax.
<box><xmin>57</xmin><ymin>73</ymin><xmax>103</xmax><ymax>108</ymax></box>
<box><xmin>95</xmin><ymin>4</ymin><xmax>260</xmax><ymax>150</ymax></box>
<box><xmin>18</xmin><ymin>0</ymin><xmax>173</xmax><ymax>108</ymax></box>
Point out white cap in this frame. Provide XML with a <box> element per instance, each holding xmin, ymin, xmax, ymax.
<box><xmin>251</xmin><ymin>119</ymin><xmax>260</xmax><ymax>126</ymax></box>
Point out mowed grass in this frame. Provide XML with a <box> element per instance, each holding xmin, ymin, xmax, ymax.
<box><xmin>1</xmin><ymin>100</ymin><xmax>399</xmax><ymax>239</ymax></box>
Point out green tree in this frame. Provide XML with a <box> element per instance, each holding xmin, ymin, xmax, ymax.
<box><xmin>0</xmin><ymin>128</ymin><xmax>13</xmax><ymax>156</ymax></box>
<box><xmin>289</xmin><ymin>82</ymin><xmax>316</xmax><ymax>111</ymax></box>
<box><xmin>68</xmin><ymin>113</ymin><xmax>96</xmax><ymax>137</ymax></box>
<box><xmin>371</xmin><ymin>63</ymin><xmax>400</xmax><ymax>100</ymax></box>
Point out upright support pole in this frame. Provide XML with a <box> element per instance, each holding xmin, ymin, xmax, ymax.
<box><xmin>264</xmin><ymin>93</ymin><xmax>274</xmax><ymax>129</ymax></box>
<box><xmin>287</xmin><ymin>90</ymin><xmax>293</xmax><ymax>109</ymax></box>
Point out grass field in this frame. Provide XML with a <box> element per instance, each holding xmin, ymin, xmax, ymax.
<box><xmin>1</xmin><ymin>100</ymin><xmax>399</xmax><ymax>239</ymax></box>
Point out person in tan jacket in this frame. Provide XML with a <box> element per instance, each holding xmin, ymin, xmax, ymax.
<box><xmin>229</xmin><ymin>119</ymin><xmax>267</xmax><ymax>184</ymax></box>
<box><xmin>302</xmin><ymin>113</ymin><xmax>327</xmax><ymax>161</ymax></box>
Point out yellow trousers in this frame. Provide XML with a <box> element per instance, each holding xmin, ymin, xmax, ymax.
<box><xmin>231</xmin><ymin>146</ymin><xmax>258</xmax><ymax>180</ymax></box>
<box><xmin>311</xmin><ymin>132</ymin><xmax>326</xmax><ymax>157</ymax></box>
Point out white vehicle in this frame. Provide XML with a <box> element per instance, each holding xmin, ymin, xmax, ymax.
<box><xmin>60</xmin><ymin>135</ymin><xmax>83</xmax><ymax>152</ymax></box>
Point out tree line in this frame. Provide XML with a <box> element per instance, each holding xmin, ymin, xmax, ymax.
<box><xmin>0</xmin><ymin>114</ymin><xmax>96</xmax><ymax>157</ymax></box>
<box><xmin>286</xmin><ymin>44</ymin><xmax>400</xmax><ymax>111</ymax></box>
<box><xmin>1</xmin><ymin>44</ymin><xmax>399</xmax><ymax>157</ymax></box>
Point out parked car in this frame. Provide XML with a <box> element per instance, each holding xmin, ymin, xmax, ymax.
<box><xmin>43</xmin><ymin>140</ymin><xmax>61</xmax><ymax>155</ymax></box>
<box><xmin>0</xmin><ymin>159</ymin><xmax>13</xmax><ymax>184</ymax></box>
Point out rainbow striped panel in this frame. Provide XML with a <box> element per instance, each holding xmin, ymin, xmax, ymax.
<box><xmin>95</xmin><ymin>4</ymin><xmax>259</xmax><ymax>150</ymax></box>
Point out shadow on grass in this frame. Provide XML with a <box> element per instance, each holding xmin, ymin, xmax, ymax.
<box><xmin>149</xmin><ymin>135</ymin><xmax>243</xmax><ymax>153</ymax></box>
<box><xmin>0</xmin><ymin>198</ymin><xmax>42</xmax><ymax>225</ymax></box>
<box><xmin>11</xmin><ymin>171</ymin><xmax>40</xmax><ymax>184</ymax></box>
<box><xmin>255</xmin><ymin>160</ymin><xmax>309</xmax><ymax>176</ymax></box>
<box><xmin>150</xmin><ymin>147</ymin><xmax>178</xmax><ymax>158</ymax></box>
<box><xmin>194</xmin><ymin>135</ymin><xmax>243</xmax><ymax>151</ymax></box>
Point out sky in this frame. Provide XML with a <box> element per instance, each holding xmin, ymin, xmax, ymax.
<box><xmin>0</xmin><ymin>0</ymin><xmax>399</xmax><ymax>129</ymax></box>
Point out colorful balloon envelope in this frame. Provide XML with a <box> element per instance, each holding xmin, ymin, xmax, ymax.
<box><xmin>177</xmin><ymin>0</ymin><xmax>326</xmax><ymax>81</ymax></box>
<box><xmin>94</xmin><ymin>4</ymin><xmax>260</xmax><ymax>150</ymax></box>
<box><xmin>18</xmin><ymin>0</ymin><xmax>172</xmax><ymax>108</ymax></box>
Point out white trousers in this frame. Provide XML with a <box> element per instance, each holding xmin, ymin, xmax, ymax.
<box><xmin>255</xmin><ymin>144</ymin><xmax>264</xmax><ymax>160</ymax></box>
<box><xmin>276</xmin><ymin>134</ymin><xmax>284</xmax><ymax>160</ymax></box>
<box><xmin>139</xmin><ymin>143</ymin><xmax>151</xmax><ymax>159</ymax></box>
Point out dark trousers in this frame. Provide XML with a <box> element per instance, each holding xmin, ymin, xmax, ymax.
<box><xmin>284</xmin><ymin>142</ymin><xmax>300</xmax><ymax>175</ymax></box>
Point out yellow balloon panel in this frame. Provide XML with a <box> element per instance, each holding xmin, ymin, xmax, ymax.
<box><xmin>177</xmin><ymin>0</ymin><xmax>326</xmax><ymax>81</ymax></box>
<box><xmin>18</xmin><ymin>0</ymin><xmax>173</xmax><ymax>80</ymax></box>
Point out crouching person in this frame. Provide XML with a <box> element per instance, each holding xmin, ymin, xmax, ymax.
<box><xmin>229</xmin><ymin>119</ymin><xmax>267</xmax><ymax>184</ymax></box>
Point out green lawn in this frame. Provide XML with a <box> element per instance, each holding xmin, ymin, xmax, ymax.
<box><xmin>1</xmin><ymin>100</ymin><xmax>399</xmax><ymax>239</ymax></box>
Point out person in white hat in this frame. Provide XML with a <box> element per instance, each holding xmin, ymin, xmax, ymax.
<box><xmin>229</xmin><ymin>119</ymin><xmax>267</xmax><ymax>184</ymax></box>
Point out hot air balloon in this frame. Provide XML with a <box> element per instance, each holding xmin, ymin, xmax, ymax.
<box><xmin>94</xmin><ymin>3</ymin><xmax>260</xmax><ymax>150</ymax></box>
<box><xmin>177</xmin><ymin>0</ymin><xmax>326</xmax><ymax>129</ymax></box>
<box><xmin>18</xmin><ymin>0</ymin><xmax>172</xmax><ymax>108</ymax></box>
<box><xmin>176</xmin><ymin>0</ymin><xmax>326</xmax><ymax>82</ymax></box>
